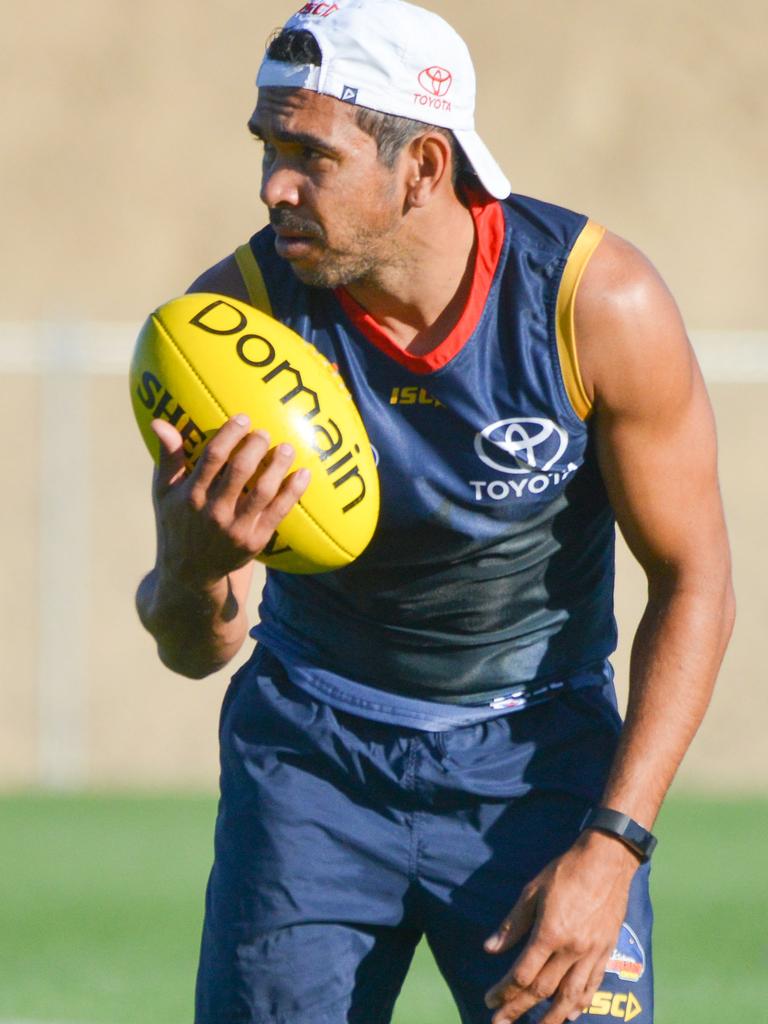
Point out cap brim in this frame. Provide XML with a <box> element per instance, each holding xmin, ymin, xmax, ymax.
<box><xmin>453</xmin><ymin>129</ymin><xmax>511</xmax><ymax>200</ymax></box>
<box><xmin>257</xmin><ymin>59</ymin><xmax>321</xmax><ymax>90</ymax></box>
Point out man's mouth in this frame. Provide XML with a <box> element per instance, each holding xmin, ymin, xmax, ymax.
<box><xmin>270</xmin><ymin>213</ymin><xmax>325</xmax><ymax>260</ymax></box>
<box><xmin>273</xmin><ymin>232</ymin><xmax>321</xmax><ymax>259</ymax></box>
<box><xmin>273</xmin><ymin>225</ymin><xmax>315</xmax><ymax>238</ymax></box>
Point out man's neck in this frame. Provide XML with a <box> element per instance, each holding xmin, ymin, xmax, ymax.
<box><xmin>342</xmin><ymin>195</ymin><xmax>477</xmax><ymax>355</ymax></box>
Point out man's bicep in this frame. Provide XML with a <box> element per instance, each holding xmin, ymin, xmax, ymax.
<box><xmin>595</xmin><ymin>363</ymin><xmax>726</xmax><ymax>581</ymax></box>
<box><xmin>577</xmin><ymin>233</ymin><xmax>729</xmax><ymax>580</ymax></box>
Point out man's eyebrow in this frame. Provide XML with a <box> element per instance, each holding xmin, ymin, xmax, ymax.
<box><xmin>247</xmin><ymin>120</ymin><xmax>335</xmax><ymax>153</ymax></box>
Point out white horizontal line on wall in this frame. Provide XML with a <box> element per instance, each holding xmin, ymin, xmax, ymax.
<box><xmin>0</xmin><ymin>323</ymin><xmax>135</xmax><ymax>375</ymax></box>
<box><xmin>0</xmin><ymin>324</ymin><xmax>766</xmax><ymax>381</ymax></box>
<box><xmin>687</xmin><ymin>331</ymin><xmax>768</xmax><ymax>382</ymax></box>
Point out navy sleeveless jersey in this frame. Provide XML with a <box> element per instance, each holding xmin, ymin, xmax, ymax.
<box><xmin>237</xmin><ymin>193</ymin><xmax>617</xmax><ymax>710</ymax></box>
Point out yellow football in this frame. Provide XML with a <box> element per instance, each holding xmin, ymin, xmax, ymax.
<box><xmin>130</xmin><ymin>293</ymin><xmax>380</xmax><ymax>573</ymax></box>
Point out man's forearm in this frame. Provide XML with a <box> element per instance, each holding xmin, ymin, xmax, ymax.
<box><xmin>599</xmin><ymin>571</ymin><xmax>736</xmax><ymax>828</ymax></box>
<box><xmin>136</xmin><ymin>567</ymin><xmax>248</xmax><ymax>678</ymax></box>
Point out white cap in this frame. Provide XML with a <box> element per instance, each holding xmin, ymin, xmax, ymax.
<box><xmin>256</xmin><ymin>0</ymin><xmax>511</xmax><ymax>200</ymax></box>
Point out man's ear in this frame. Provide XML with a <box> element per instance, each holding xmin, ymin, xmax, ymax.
<box><xmin>403</xmin><ymin>132</ymin><xmax>454</xmax><ymax>206</ymax></box>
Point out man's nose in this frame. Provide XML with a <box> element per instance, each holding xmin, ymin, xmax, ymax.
<box><xmin>260</xmin><ymin>159</ymin><xmax>302</xmax><ymax>209</ymax></box>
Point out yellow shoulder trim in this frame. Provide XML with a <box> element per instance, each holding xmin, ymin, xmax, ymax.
<box><xmin>234</xmin><ymin>243</ymin><xmax>273</xmax><ymax>315</ymax></box>
<box><xmin>555</xmin><ymin>220</ymin><xmax>606</xmax><ymax>420</ymax></box>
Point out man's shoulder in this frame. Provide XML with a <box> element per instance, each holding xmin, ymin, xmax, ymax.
<box><xmin>186</xmin><ymin>253</ymin><xmax>250</xmax><ymax>303</ymax></box>
<box><xmin>185</xmin><ymin>224</ymin><xmax>286</xmax><ymax>309</ymax></box>
<box><xmin>575</xmin><ymin>229</ymin><xmax>692</xmax><ymax>411</ymax></box>
<box><xmin>500</xmin><ymin>192</ymin><xmax>590</xmax><ymax>256</ymax></box>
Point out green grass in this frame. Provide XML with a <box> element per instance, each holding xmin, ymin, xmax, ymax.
<box><xmin>0</xmin><ymin>794</ymin><xmax>765</xmax><ymax>1023</ymax></box>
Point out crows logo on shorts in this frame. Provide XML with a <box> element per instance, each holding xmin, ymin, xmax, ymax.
<box><xmin>606</xmin><ymin>923</ymin><xmax>646</xmax><ymax>982</ymax></box>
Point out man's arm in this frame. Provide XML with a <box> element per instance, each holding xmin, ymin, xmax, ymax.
<box><xmin>136</xmin><ymin>416</ymin><xmax>309</xmax><ymax>677</ymax></box>
<box><xmin>484</xmin><ymin>232</ymin><xmax>735</xmax><ymax>1024</ymax></box>
<box><xmin>581</xmin><ymin>232</ymin><xmax>735</xmax><ymax>831</ymax></box>
<box><xmin>136</xmin><ymin>259</ymin><xmax>309</xmax><ymax>678</ymax></box>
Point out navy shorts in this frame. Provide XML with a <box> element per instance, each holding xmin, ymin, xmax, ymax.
<box><xmin>196</xmin><ymin>648</ymin><xmax>653</xmax><ymax>1023</ymax></box>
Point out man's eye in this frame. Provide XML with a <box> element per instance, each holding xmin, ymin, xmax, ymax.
<box><xmin>302</xmin><ymin>146</ymin><xmax>323</xmax><ymax>161</ymax></box>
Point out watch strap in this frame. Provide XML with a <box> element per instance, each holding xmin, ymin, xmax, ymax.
<box><xmin>580</xmin><ymin>806</ymin><xmax>658</xmax><ymax>862</ymax></box>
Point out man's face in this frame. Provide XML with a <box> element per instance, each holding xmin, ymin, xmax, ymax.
<box><xmin>250</xmin><ymin>88</ymin><xmax>408</xmax><ymax>289</ymax></box>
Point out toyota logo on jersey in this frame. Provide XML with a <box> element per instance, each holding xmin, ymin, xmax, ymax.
<box><xmin>418</xmin><ymin>66</ymin><xmax>453</xmax><ymax>98</ymax></box>
<box><xmin>474</xmin><ymin>418</ymin><xmax>569</xmax><ymax>474</ymax></box>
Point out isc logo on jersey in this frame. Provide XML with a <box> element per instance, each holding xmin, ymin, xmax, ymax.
<box><xmin>469</xmin><ymin>417</ymin><xmax>579</xmax><ymax>502</ymax></box>
<box><xmin>586</xmin><ymin>991</ymin><xmax>643</xmax><ymax>1021</ymax></box>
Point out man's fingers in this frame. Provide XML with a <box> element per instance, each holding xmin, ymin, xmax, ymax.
<box><xmin>246</xmin><ymin>466</ymin><xmax>312</xmax><ymax>549</ymax></box>
<box><xmin>151</xmin><ymin>418</ymin><xmax>186</xmax><ymax>491</ymax></box>
<box><xmin>485</xmin><ymin>886</ymin><xmax>538</xmax><ymax>955</ymax></box>
<box><xmin>189</xmin><ymin>414</ymin><xmax>255</xmax><ymax>493</ymax></box>
<box><xmin>535</xmin><ymin>959</ymin><xmax>594</xmax><ymax>1024</ymax></box>
<box><xmin>485</xmin><ymin>933</ymin><xmax>616</xmax><ymax>1024</ymax></box>
<box><xmin>487</xmin><ymin>950</ymin><xmax>572</xmax><ymax>1023</ymax></box>
<box><xmin>151</xmin><ymin>407</ymin><xmax>310</xmax><ymax>563</ymax></box>
<box><xmin>571</xmin><ymin>951</ymin><xmax>614</xmax><ymax>1022</ymax></box>
<box><xmin>237</xmin><ymin>442</ymin><xmax>299</xmax><ymax>514</ymax></box>
<box><xmin>484</xmin><ymin>942</ymin><xmax>551</xmax><ymax>1013</ymax></box>
<box><xmin>211</xmin><ymin>428</ymin><xmax>273</xmax><ymax>504</ymax></box>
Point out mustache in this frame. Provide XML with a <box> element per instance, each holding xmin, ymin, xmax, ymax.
<box><xmin>269</xmin><ymin>210</ymin><xmax>325</xmax><ymax>240</ymax></box>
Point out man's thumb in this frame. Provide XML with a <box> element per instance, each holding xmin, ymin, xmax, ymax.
<box><xmin>151</xmin><ymin>418</ymin><xmax>186</xmax><ymax>490</ymax></box>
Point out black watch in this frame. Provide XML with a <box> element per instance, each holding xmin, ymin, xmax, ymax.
<box><xmin>580</xmin><ymin>806</ymin><xmax>658</xmax><ymax>862</ymax></box>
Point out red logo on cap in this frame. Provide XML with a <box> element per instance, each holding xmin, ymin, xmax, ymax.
<box><xmin>297</xmin><ymin>2</ymin><xmax>339</xmax><ymax>15</ymax></box>
<box><xmin>418</xmin><ymin>66</ymin><xmax>453</xmax><ymax>98</ymax></box>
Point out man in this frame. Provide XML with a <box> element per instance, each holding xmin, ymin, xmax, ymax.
<box><xmin>136</xmin><ymin>1</ymin><xmax>735</xmax><ymax>1022</ymax></box>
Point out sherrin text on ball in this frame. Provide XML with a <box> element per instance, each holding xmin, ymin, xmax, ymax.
<box><xmin>130</xmin><ymin>293</ymin><xmax>380</xmax><ymax>573</ymax></box>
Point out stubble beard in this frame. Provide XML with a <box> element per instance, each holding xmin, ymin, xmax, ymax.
<box><xmin>273</xmin><ymin>184</ymin><xmax>406</xmax><ymax>291</ymax></box>
<box><xmin>290</xmin><ymin>232</ymin><xmax>404</xmax><ymax>290</ymax></box>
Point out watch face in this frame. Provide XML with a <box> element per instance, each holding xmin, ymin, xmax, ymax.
<box><xmin>582</xmin><ymin>807</ymin><xmax>656</xmax><ymax>861</ymax></box>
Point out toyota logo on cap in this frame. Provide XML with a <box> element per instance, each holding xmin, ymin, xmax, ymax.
<box><xmin>418</xmin><ymin>66</ymin><xmax>453</xmax><ymax>98</ymax></box>
<box><xmin>474</xmin><ymin>418</ymin><xmax>569</xmax><ymax>474</ymax></box>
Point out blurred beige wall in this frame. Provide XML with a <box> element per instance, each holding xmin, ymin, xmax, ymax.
<box><xmin>2</xmin><ymin>1</ymin><xmax>765</xmax><ymax>325</ymax></box>
<box><xmin>1</xmin><ymin>1</ymin><xmax>766</xmax><ymax>791</ymax></box>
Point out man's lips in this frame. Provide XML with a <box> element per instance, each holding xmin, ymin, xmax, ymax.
<box><xmin>270</xmin><ymin>210</ymin><xmax>325</xmax><ymax>260</ymax></box>
<box><xmin>274</xmin><ymin>228</ymin><xmax>315</xmax><ymax>240</ymax></box>
<box><xmin>273</xmin><ymin>232</ymin><xmax>321</xmax><ymax>258</ymax></box>
<box><xmin>274</xmin><ymin>229</ymin><xmax>317</xmax><ymax>240</ymax></box>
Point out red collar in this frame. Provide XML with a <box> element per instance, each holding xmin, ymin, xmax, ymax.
<box><xmin>334</xmin><ymin>194</ymin><xmax>505</xmax><ymax>375</ymax></box>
